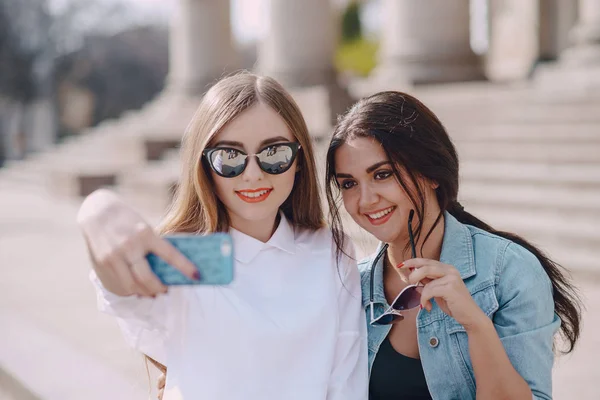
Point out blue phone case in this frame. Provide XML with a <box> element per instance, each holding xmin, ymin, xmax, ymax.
<box><xmin>146</xmin><ymin>233</ymin><xmax>234</xmax><ymax>285</ymax></box>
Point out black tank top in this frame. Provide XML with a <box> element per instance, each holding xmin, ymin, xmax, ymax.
<box><xmin>369</xmin><ymin>336</ymin><xmax>432</xmax><ymax>400</ymax></box>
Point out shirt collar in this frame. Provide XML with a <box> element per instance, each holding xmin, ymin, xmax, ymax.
<box><xmin>362</xmin><ymin>211</ymin><xmax>476</xmax><ymax>308</ymax></box>
<box><xmin>229</xmin><ymin>212</ymin><xmax>296</xmax><ymax>264</ymax></box>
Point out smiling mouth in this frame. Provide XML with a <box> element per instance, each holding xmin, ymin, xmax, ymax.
<box><xmin>235</xmin><ymin>188</ymin><xmax>273</xmax><ymax>203</ymax></box>
<box><xmin>365</xmin><ymin>206</ymin><xmax>396</xmax><ymax>225</ymax></box>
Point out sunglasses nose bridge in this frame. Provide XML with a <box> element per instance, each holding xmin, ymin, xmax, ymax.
<box><xmin>240</xmin><ymin>154</ymin><xmax>265</xmax><ymax>181</ymax></box>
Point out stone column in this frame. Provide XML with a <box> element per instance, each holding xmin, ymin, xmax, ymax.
<box><xmin>485</xmin><ymin>0</ymin><xmax>540</xmax><ymax>81</ymax></box>
<box><xmin>539</xmin><ymin>0</ymin><xmax>579</xmax><ymax>61</ymax></box>
<box><xmin>167</xmin><ymin>0</ymin><xmax>237</xmax><ymax>95</ymax></box>
<box><xmin>563</xmin><ymin>0</ymin><xmax>600</xmax><ymax>64</ymax></box>
<box><xmin>374</xmin><ymin>0</ymin><xmax>483</xmax><ymax>84</ymax></box>
<box><xmin>535</xmin><ymin>0</ymin><xmax>600</xmax><ymax>93</ymax></box>
<box><xmin>257</xmin><ymin>0</ymin><xmax>337</xmax><ymax>88</ymax></box>
<box><xmin>256</xmin><ymin>0</ymin><xmax>353</xmax><ymax>137</ymax></box>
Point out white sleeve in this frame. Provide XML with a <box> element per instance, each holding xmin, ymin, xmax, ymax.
<box><xmin>327</xmin><ymin>240</ymin><xmax>369</xmax><ymax>400</ymax></box>
<box><xmin>90</xmin><ymin>270</ymin><xmax>171</xmax><ymax>365</ymax></box>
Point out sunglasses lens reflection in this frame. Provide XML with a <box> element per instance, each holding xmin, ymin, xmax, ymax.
<box><xmin>257</xmin><ymin>144</ymin><xmax>295</xmax><ymax>174</ymax></box>
<box><xmin>210</xmin><ymin>149</ymin><xmax>247</xmax><ymax>177</ymax></box>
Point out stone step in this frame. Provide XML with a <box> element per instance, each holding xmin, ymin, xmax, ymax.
<box><xmin>0</xmin><ymin>309</ymin><xmax>147</xmax><ymax>400</ymax></box>
<box><xmin>1</xmin><ymin>97</ymin><xmax>192</xmax><ymax>198</ymax></box>
<box><xmin>459</xmin><ymin>180</ymin><xmax>600</xmax><ymax>213</ymax></box>
<box><xmin>436</xmin><ymin>103</ymin><xmax>600</xmax><ymax>125</ymax></box>
<box><xmin>460</xmin><ymin>161</ymin><xmax>600</xmax><ymax>188</ymax></box>
<box><xmin>123</xmin><ymin>94</ymin><xmax>199</xmax><ymax>141</ymax></box>
<box><xmin>47</xmin><ymin>158</ymin><xmax>143</xmax><ymax>198</ymax></box>
<box><xmin>457</xmin><ymin>141</ymin><xmax>600</xmax><ymax>163</ymax></box>
<box><xmin>25</xmin><ymin>131</ymin><xmax>178</xmax><ymax>199</ymax></box>
<box><xmin>116</xmin><ymin>152</ymin><xmax>181</xmax><ymax>215</ymax></box>
<box><xmin>450</xmin><ymin>123</ymin><xmax>600</xmax><ymax>142</ymax></box>
<box><xmin>1</xmin><ymin>151</ymin><xmax>144</xmax><ymax>198</ymax></box>
<box><xmin>0</xmin><ymin>164</ymin><xmax>49</xmax><ymax>188</ymax></box>
<box><xmin>463</xmin><ymin>202</ymin><xmax>600</xmax><ymax>246</ymax></box>
<box><xmin>462</xmin><ymin>204</ymin><xmax>600</xmax><ymax>274</ymax></box>
<box><xmin>0</xmin><ymin>366</ymin><xmax>42</xmax><ymax>400</ymax></box>
<box><xmin>416</xmin><ymin>80</ymin><xmax>600</xmax><ymax>107</ymax></box>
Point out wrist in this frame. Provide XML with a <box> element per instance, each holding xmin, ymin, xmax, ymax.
<box><xmin>463</xmin><ymin>310</ymin><xmax>493</xmax><ymax>335</ymax></box>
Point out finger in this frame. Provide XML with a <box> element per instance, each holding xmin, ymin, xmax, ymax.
<box><xmin>124</xmin><ymin>249</ymin><xmax>168</xmax><ymax>294</ymax></box>
<box><xmin>104</xmin><ymin>253</ymin><xmax>141</xmax><ymax>296</ymax></box>
<box><xmin>407</xmin><ymin>264</ymin><xmax>452</xmax><ymax>285</ymax></box>
<box><xmin>399</xmin><ymin>258</ymin><xmax>446</xmax><ymax>281</ymax></box>
<box><xmin>129</xmin><ymin>257</ymin><xmax>166</xmax><ymax>296</ymax></box>
<box><xmin>417</xmin><ymin>277</ymin><xmax>433</xmax><ymax>285</ymax></box>
<box><xmin>158</xmin><ymin>374</ymin><xmax>166</xmax><ymax>389</ymax></box>
<box><xmin>82</xmin><ymin>227</ymin><xmax>118</xmax><ymax>271</ymax></box>
<box><xmin>419</xmin><ymin>275</ymin><xmax>453</xmax><ymax>311</ymax></box>
<box><xmin>147</xmin><ymin>235</ymin><xmax>199</xmax><ymax>280</ymax></box>
<box><xmin>399</xmin><ymin>258</ymin><xmax>443</xmax><ymax>269</ymax></box>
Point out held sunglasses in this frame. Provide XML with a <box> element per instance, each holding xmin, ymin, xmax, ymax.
<box><xmin>369</xmin><ymin>209</ymin><xmax>423</xmax><ymax>325</ymax></box>
<box><xmin>203</xmin><ymin>142</ymin><xmax>301</xmax><ymax>178</ymax></box>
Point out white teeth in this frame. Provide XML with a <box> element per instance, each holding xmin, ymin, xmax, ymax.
<box><xmin>367</xmin><ymin>207</ymin><xmax>395</xmax><ymax>220</ymax></box>
<box><xmin>239</xmin><ymin>189</ymin><xmax>270</xmax><ymax>198</ymax></box>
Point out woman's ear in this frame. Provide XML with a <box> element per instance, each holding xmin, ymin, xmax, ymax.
<box><xmin>431</xmin><ymin>180</ymin><xmax>439</xmax><ymax>190</ymax></box>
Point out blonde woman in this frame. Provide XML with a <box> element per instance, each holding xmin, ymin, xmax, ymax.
<box><xmin>77</xmin><ymin>73</ymin><xmax>368</xmax><ymax>400</ymax></box>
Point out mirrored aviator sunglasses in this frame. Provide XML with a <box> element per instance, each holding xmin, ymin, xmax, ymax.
<box><xmin>203</xmin><ymin>142</ymin><xmax>301</xmax><ymax>178</ymax></box>
<box><xmin>369</xmin><ymin>209</ymin><xmax>423</xmax><ymax>325</ymax></box>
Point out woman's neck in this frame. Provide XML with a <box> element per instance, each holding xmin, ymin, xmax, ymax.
<box><xmin>387</xmin><ymin>211</ymin><xmax>445</xmax><ymax>270</ymax></box>
<box><xmin>229</xmin><ymin>212</ymin><xmax>281</xmax><ymax>243</ymax></box>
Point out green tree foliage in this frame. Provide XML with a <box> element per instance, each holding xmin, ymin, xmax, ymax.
<box><xmin>341</xmin><ymin>1</ymin><xmax>362</xmax><ymax>43</ymax></box>
<box><xmin>336</xmin><ymin>1</ymin><xmax>378</xmax><ymax>77</ymax></box>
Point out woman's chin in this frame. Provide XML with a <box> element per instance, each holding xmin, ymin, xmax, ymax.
<box><xmin>357</xmin><ymin>224</ymin><xmax>400</xmax><ymax>245</ymax></box>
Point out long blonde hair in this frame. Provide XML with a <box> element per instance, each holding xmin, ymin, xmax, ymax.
<box><xmin>159</xmin><ymin>72</ymin><xmax>325</xmax><ymax>235</ymax></box>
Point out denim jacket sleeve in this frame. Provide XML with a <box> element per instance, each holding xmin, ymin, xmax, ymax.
<box><xmin>493</xmin><ymin>242</ymin><xmax>561</xmax><ymax>400</ymax></box>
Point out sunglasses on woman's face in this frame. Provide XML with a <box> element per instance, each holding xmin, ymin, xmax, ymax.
<box><xmin>369</xmin><ymin>209</ymin><xmax>423</xmax><ymax>325</ymax></box>
<box><xmin>203</xmin><ymin>142</ymin><xmax>301</xmax><ymax>178</ymax></box>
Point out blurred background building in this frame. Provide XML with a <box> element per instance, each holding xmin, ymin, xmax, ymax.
<box><xmin>1</xmin><ymin>0</ymin><xmax>599</xmax><ymax>399</ymax></box>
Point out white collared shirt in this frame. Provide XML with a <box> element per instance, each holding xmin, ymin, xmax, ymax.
<box><xmin>92</xmin><ymin>215</ymin><xmax>368</xmax><ymax>400</ymax></box>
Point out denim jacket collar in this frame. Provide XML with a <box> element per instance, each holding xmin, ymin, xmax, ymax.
<box><xmin>362</xmin><ymin>211</ymin><xmax>477</xmax><ymax>308</ymax></box>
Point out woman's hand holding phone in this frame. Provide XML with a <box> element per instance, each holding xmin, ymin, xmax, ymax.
<box><xmin>77</xmin><ymin>189</ymin><xmax>198</xmax><ymax>297</ymax></box>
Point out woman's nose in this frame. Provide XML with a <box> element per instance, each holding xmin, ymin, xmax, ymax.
<box><xmin>358</xmin><ymin>183</ymin><xmax>379</xmax><ymax>209</ymax></box>
<box><xmin>241</xmin><ymin>155</ymin><xmax>264</xmax><ymax>182</ymax></box>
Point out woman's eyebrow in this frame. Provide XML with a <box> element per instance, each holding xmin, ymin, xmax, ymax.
<box><xmin>211</xmin><ymin>136</ymin><xmax>290</xmax><ymax>149</ymax></box>
<box><xmin>260</xmin><ymin>136</ymin><xmax>291</xmax><ymax>146</ymax></box>
<box><xmin>211</xmin><ymin>140</ymin><xmax>245</xmax><ymax>148</ymax></box>
<box><xmin>336</xmin><ymin>161</ymin><xmax>392</xmax><ymax>179</ymax></box>
<box><xmin>366</xmin><ymin>161</ymin><xmax>392</xmax><ymax>173</ymax></box>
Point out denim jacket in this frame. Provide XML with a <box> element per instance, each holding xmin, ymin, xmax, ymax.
<box><xmin>358</xmin><ymin>212</ymin><xmax>560</xmax><ymax>400</ymax></box>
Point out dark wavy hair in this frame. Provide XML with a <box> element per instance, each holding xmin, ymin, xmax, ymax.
<box><xmin>325</xmin><ymin>91</ymin><xmax>582</xmax><ymax>353</ymax></box>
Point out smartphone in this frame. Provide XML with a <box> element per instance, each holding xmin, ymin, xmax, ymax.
<box><xmin>146</xmin><ymin>233</ymin><xmax>234</xmax><ymax>285</ymax></box>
